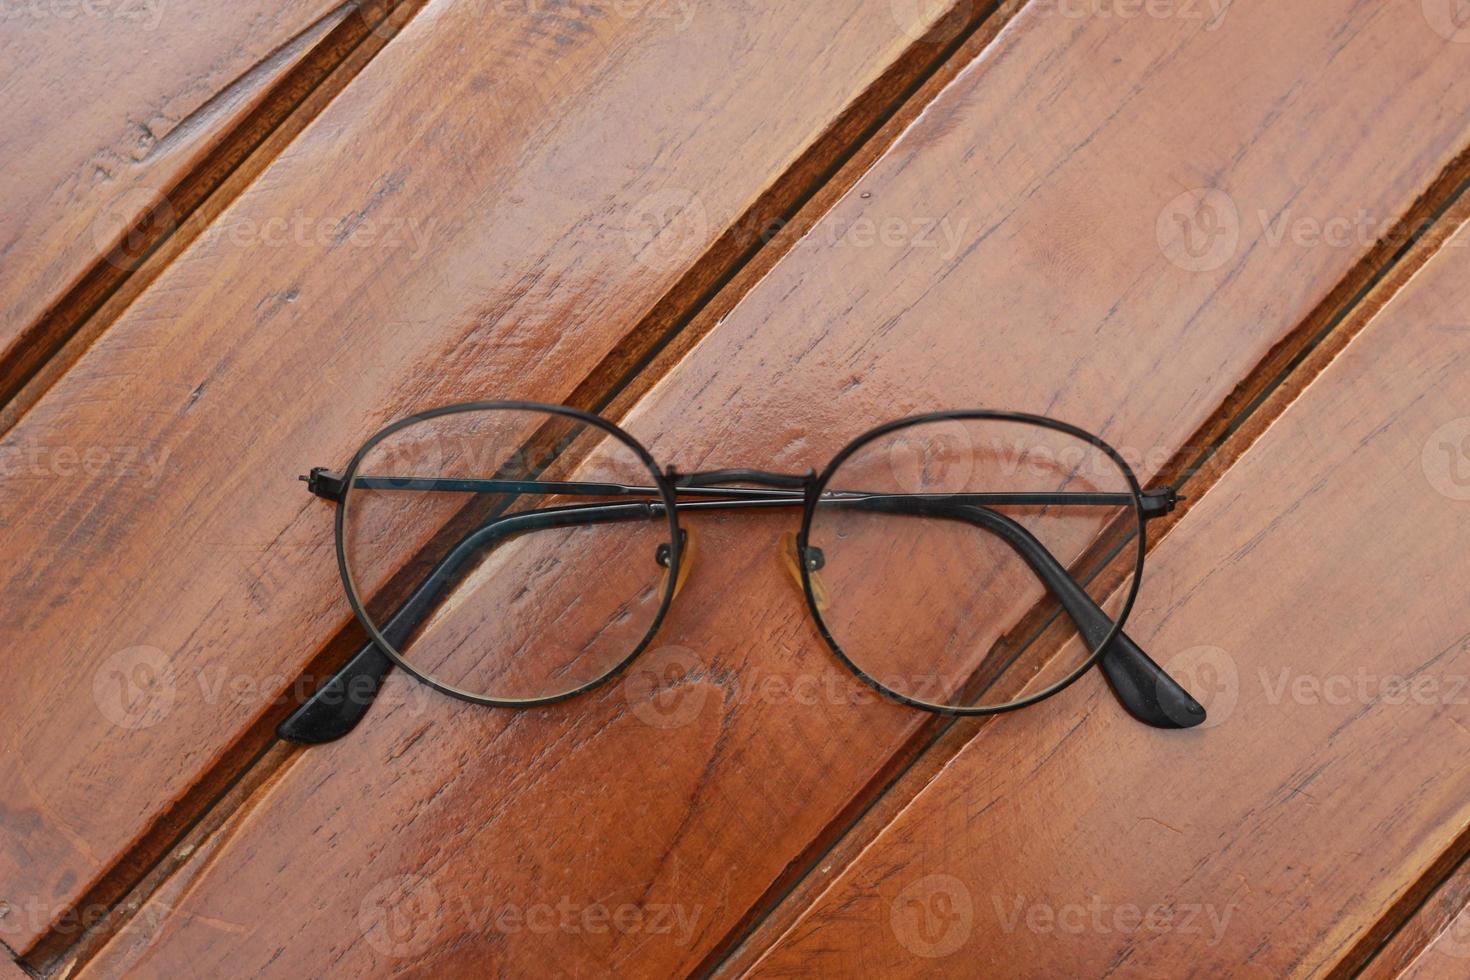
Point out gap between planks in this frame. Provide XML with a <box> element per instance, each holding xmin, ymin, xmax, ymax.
<box><xmin>703</xmin><ymin>136</ymin><xmax>1470</xmax><ymax>980</ymax></box>
<box><xmin>17</xmin><ymin>3</ymin><xmax>1023</xmax><ymax>975</ymax></box>
<box><xmin>1355</xmin><ymin>846</ymin><xmax>1470</xmax><ymax>980</ymax></box>
<box><xmin>5</xmin><ymin>1</ymin><xmax>432</xmax><ymax>970</ymax></box>
<box><xmin>33</xmin><ymin>743</ymin><xmax>300</xmax><ymax>980</ymax></box>
<box><xmin>0</xmin><ymin>0</ymin><xmax>426</xmax><ymax>438</ymax></box>
<box><xmin>8</xmin><ymin>1</ymin><xmax>433</xmax><ymax>972</ymax></box>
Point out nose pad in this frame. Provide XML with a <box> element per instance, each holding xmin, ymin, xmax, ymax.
<box><xmin>779</xmin><ymin>531</ymin><xmax>830</xmax><ymax>612</ymax></box>
<box><xmin>655</xmin><ymin>528</ymin><xmax>696</xmax><ymax>601</ymax></box>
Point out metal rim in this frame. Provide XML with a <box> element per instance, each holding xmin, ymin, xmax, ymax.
<box><xmin>798</xmin><ymin>409</ymin><xmax>1147</xmax><ymax>717</ymax></box>
<box><xmin>334</xmin><ymin>400</ymin><xmax>682</xmax><ymax>707</ymax></box>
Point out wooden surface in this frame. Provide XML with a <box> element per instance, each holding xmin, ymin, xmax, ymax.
<box><xmin>0</xmin><ymin>0</ymin><xmax>987</xmax><ymax>962</ymax></box>
<box><xmin>0</xmin><ymin>0</ymin><xmax>351</xmax><ymax>396</ymax></box>
<box><xmin>748</xmin><ymin>209</ymin><xmax>1470</xmax><ymax>976</ymax></box>
<box><xmin>31</xmin><ymin>0</ymin><xmax>1470</xmax><ymax>976</ymax></box>
<box><xmin>1361</xmin><ymin>857</ymin><xmax>1470</xmax><ymax>980</ymax></box>
<box><xmin>5</xmin><ymin>0</ymin><xmax>1470</xmax><ymax>977</ymax></box>
<box><xmin>1394</xmin><ymin>902</ymin><xmax>1470</xmax><ymax>980</ymax></box>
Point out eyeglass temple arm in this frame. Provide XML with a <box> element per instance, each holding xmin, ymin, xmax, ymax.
<box><xmin>849</xmin><ymin>496</ymin><xmax>1204</xmax><ymax>729</ymax></box>
<box><xmin>278</xmin><ymin>501</ymin><xmax>660</xmax><ymax>743</ymax></box>
<box><xmin>996</xmin><ymin>508</ymin><xmax>1205</xmax><ymax>729</ymax></box>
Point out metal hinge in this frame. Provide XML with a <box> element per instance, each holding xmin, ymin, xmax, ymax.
<box><xmin>1140</xmin><ymin>486</ymin><xmax>1184</xmax><ymax>519</ymax></box>
<box><xmin>301</xmin><ymin>467</ymin><xmax>346</xmax><ymax>501</ymax></box>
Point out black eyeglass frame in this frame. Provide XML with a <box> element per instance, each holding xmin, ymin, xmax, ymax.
<box><xmin>800</xmin><ymin>409</ymin><xmax>1147</xmax><ymax>717</ymax></box>
<box><xmin>282</xmin><ymin>401</ymin><xmax>1205</xmax><ymax>743</ymax></box>
<box><xmin>334</xmin><ymin>400</ymin><xmax>684</xmax><ymax>709</ymax></box>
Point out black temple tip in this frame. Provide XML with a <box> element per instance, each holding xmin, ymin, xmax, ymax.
<box><xmin>1099</xmin><ymin>631</ymin><xmax>1207</xmax><ymax>730</ymax></box>
<box><xmin>277</xmin><ymin>642</ymin><xmax>394</xmax><ymax>744</ymax></box>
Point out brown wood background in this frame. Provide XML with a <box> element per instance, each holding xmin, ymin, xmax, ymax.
<box><xmin>2</xmin><ymin>1</ymin><xmax>1469</xmax><ymax>977</ymax></box>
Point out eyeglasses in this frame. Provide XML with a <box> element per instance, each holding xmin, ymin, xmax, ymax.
<box><xmin>280</xmin><ymin>402</ymin><xmax>1205</xmax><ymax>744</ymax></box>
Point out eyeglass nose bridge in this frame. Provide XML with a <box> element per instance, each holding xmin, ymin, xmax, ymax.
<box><xmin>661</xmin><ymin>466</ymin><xmax>823</xmax><ymax>609</ymax></box>
<box><xmin>666</xmin><ymin>466</ymin><xmax>817</xmax><ymax>493</ymax></box>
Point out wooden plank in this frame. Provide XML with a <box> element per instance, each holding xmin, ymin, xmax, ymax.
<box><xmin>746</xmin><ymin>212</ymin><xmax>1470</xmax><ymax>976</ymax></box>
<box><xmin>0</xmin><ymin>0</ymin><xmax>992</xmax><ymax>958</ymax></box>
<box><xmin>0</xmin><ymin>0</ymin><xmax>352</xmax><ymax>394</ymax></box>
<box><xmin>73</xmin><ymin>1</ymin><xmax>1470</xmax><ymax>977</ymax></box>
<box><xmin>1361</xmin><ymin>858</ymin><xmax>1470</xmax><ymax>980</ymax></box>
<box><xmin>1393</xmin><ymin>904</ymin><xmax>1470</xmax><ymax>980</ymax></box>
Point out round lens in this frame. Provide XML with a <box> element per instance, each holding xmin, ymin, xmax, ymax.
<box><xmin>803</xmin><ymin>414</ymin><xmax>1142</xmax><ymax>712</ymax></box>
<box><xmin>339</xmin><ymin>405</ymin><xmax>677</xmax><ymax>703</ymax></box>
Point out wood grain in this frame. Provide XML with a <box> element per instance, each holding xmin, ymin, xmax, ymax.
<box><xmin>0</xmin><ymin>0</ymin><xmax>350</xmax><ymax>396</ymax></box>
<box><xmin>748</xmin><ymin>211</ymin><xmax>1470</xmax><ymax>977</ymax></box>
<box><xmin>1392</xmin><ymin>903</ymin><xmax>1470</xmax><ymax>980</ymax></box>
<box><xmin>73</xmin><ymin>1</ymin><xmax>1470</xmax><ymax>977</ymax></box>
<box><xmin>1360</xmin><ymin>856</ymin><xmax>1470</xmax><ymax>980</ymax></box>
<box><xmin>0</xmin><ymin>0</ymin><xmax>991</xmax><ymax>959</ymax></box>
